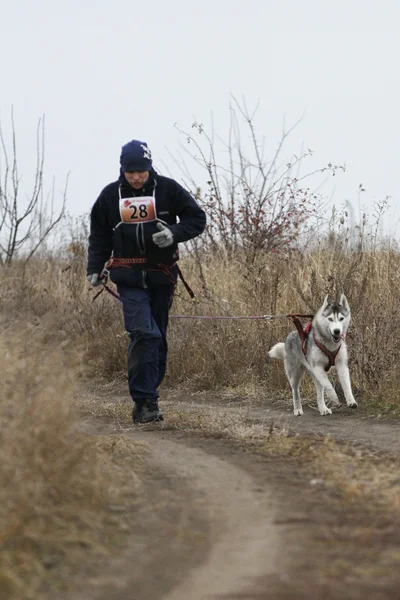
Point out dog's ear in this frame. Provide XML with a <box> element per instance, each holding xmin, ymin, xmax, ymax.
<box><xmin>322</xmin><ymin>295</ymin><xmax>329</xmax><ymax>310</ymax></box>
<box><xmin>339</xmin><ymin>293</ymin><xmax>349</xmax><ymax>311</ymax></box>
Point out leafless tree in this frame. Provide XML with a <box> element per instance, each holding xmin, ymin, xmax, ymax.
<box><xmin>0</xmin><ymin>109</ymin><xmax>68</xmax><ymax>265</ymax></box>
<box><xmin>169</xmin><ymin>97</ymin><xmax>345</xmax><ymax>263</ymax></box>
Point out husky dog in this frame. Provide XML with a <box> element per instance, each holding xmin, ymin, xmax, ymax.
<box><xmin>268</xmin><ymin>294</ymin><xmax>358</xmax><ymax>416</ymax></box>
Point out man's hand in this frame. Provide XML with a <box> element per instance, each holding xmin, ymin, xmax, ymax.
<box><xmin>87</xmin><ymin>273</ymin><xmax>102</xmax><ymax>287</ymax></box>
<box><xmin>152</xmin><ymin>222</ymin><xmax>174</xmax><ymax>248</ymax></box>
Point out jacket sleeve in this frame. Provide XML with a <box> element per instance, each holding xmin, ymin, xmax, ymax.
<box><xmin>87</xmin><ymin>193</ymin><xmax>113</xmax><ymax>276</ymax></box>
<box><xmin>168</xmin><ymin>181</ymin><xmax>206</xmax><ymax>243</ymax></box>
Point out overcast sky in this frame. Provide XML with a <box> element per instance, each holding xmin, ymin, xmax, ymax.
<box><xmin>1</xmin><ymin>0</ymin><xmax>399</xmax><ymax>235</ymax></box>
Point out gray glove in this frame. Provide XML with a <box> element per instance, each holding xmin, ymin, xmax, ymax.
<box><xmin>152</xmin><ymin>222</ymin><xmax>174</xmax><ymax>248</ymax></box>
<box><xmin>87</xmin><ymin>273</ymin><xmax>102</xmax><ymax>287</ymax></box>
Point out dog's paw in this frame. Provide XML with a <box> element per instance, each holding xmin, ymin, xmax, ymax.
<box><xmin>319</xmin><ymin>407</ymin><xmax>332</xmax><ymax>416</ymax></box>
<box><xmin>347</xmin><ymin>400</ymin><xmax>358</xmax><ymax>409</ymax></box>
<box><xmin>293</xmin><ymin>408</ymin><xmax>304</xmax><ymax>416</ymax></box>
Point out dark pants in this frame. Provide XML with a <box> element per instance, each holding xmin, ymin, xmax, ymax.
<box><xmin>118</xmin><ymin>284</ymin><xmax>174</xmax><ymax>405</ymax></box>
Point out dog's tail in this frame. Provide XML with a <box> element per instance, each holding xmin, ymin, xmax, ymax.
<box><xmin>268</xmin><ymin>342</ymin><xmax>285</xmax><ymax>360</ymax></box>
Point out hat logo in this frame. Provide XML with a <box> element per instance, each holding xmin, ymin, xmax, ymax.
<box><xmin>140</xmin><ymin>144</ymin><xmax>152</xmax><ymax>160</ymax></box>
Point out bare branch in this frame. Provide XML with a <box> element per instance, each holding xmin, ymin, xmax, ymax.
<box><xmin>0</xmin><ymin>111</ymin><xmax>68</xmax><ymax>264</ymax></box>
<box><xmin>168</xmin><ymin>98</ymin><xmax>344</xmax><ymax>263</ymax></box>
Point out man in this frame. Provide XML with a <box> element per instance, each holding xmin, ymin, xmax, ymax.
<box><xmin>87</xmin><ymin>139</ymin><xmax>206</xmax><ymax>424</ymax></box>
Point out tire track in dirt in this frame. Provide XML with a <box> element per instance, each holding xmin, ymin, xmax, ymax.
<box><xmin>139</xmin><ymin>431</ymin><xmax>279</xmax><ymax>600</ymax></box>
<box><xmin>57</xmin><ymin>424</ymin><xmax>281</xmax><ymax>600</ymax></box>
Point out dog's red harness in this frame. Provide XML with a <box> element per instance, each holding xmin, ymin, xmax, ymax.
<box><xmin>288</xmin><ymin>315</ymin><xmax>341</xmax><ymax>372</ymax></box>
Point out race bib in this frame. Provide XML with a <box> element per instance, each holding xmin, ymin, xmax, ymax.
<box><xmin>119</xmin><ymin>195</ymin><xmax>157</xmax><ymax>223</ymax></box>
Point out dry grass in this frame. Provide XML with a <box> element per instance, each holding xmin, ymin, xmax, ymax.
<box><xmin>167</xmin><ymin>248</ymin><xmax>400</xmax><ymax>416</ymax></box>
<box><xmin>2</xmin><ymin>244</ymin><xmax>400</xmax><ymax>416</ymax></box>
<box><xmin>1</xmin><ymin>238</ymin><xmax>399</xmax><ymax>596</ymax></box>
<box><xmin>0</xmin><ymin>326</ymin><xmax>142</xmax><ymax>599</ymax></box>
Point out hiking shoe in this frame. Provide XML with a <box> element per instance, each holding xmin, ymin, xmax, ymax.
<box><xmin>131</xmin><ymin>401</ymin><xmax>143</xmax><ymax>423</ymax></box>
<box><xmin>133</xmin><ymin>400</ymin><xmax>163</xmax><ymax>424</ymax></box>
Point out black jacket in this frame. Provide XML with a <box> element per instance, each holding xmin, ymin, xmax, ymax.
<box><xmin>87</xmin><ymin>170</ymin><xmax>206</xmax><ymax>280</ymax></box>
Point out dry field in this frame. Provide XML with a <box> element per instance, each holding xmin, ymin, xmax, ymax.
<box><xmin>1</xmin><ymin>245</ymin><xmax>399</xmax><ymax>598</ymax></box>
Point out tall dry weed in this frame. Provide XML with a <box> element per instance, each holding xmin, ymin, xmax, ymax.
<box><xmin>167</xmin><ymin>247</ymin><xmax>400</xmax><ymax>414</ymax></box>
<box><xmin>0</xmin><ymin>324</ymin><xmax>135</xmax><ymax>598</ymax></box>
<box><xmin>2</xmin><ymin>240</ymin><xmax>400</xmax><ymax>415</ymax></box>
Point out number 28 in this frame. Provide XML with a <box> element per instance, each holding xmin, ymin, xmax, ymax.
<box><xmin>129</xmin><ymin>204</ymin><xmax>148</xmax><ymax>220</ymax></box>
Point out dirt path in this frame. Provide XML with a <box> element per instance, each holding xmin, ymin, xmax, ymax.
<box><xmin>59</xmin><ymin>424</ymin><xmax>282</xmax><ymax>600</ymax></box>
<box><xmin>135</xmin><ymin>431</ymin><xmax>280</xmax><ymax>600</ymax></box>
<box><xmin>52</xmin><ymin>385</ymin><xmax>400</xmax><ymax>600</ymax></box>
<box><xmin>253</xmin><ymin>403</ymin><xmax>400</xmax><ymax>454</ymax></box>
<box><xmin>166</xmin><ymin>392</ymin><xmax>400</xmax><ymax>455</ymax></box>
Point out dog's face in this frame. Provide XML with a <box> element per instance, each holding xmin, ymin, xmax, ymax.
<box><xmin>319</xmin><ymin>294</ymin><xmax>351</xmax><ymax>342</ymax></box>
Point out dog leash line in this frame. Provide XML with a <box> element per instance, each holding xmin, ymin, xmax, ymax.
<box><xmin>93</xmin><ymin>285</ymin><xmax>314</xmax><ymax>321</ymax></box>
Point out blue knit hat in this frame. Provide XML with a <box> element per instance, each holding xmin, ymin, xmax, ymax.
<box><xmin>120</xmin><ymin>139</ymin><xmax>153</xmax><ymax>172</ymax></box>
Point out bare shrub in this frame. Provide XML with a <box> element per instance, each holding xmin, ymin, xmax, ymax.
<box><xmin>0</xmin><ymin>109</ymin><xmax>67</xmax><ymax>264</ymax></box>
<box><xmin>172</xmin><ymin>98</ymin><xmax>344</xmax><ymax>263</ymax></box>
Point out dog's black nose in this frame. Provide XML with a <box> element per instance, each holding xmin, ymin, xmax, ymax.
<box><xmin>333</xmin><ymin>329</ymin><xmax>340</xmax><ymax>336</ymax></box>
